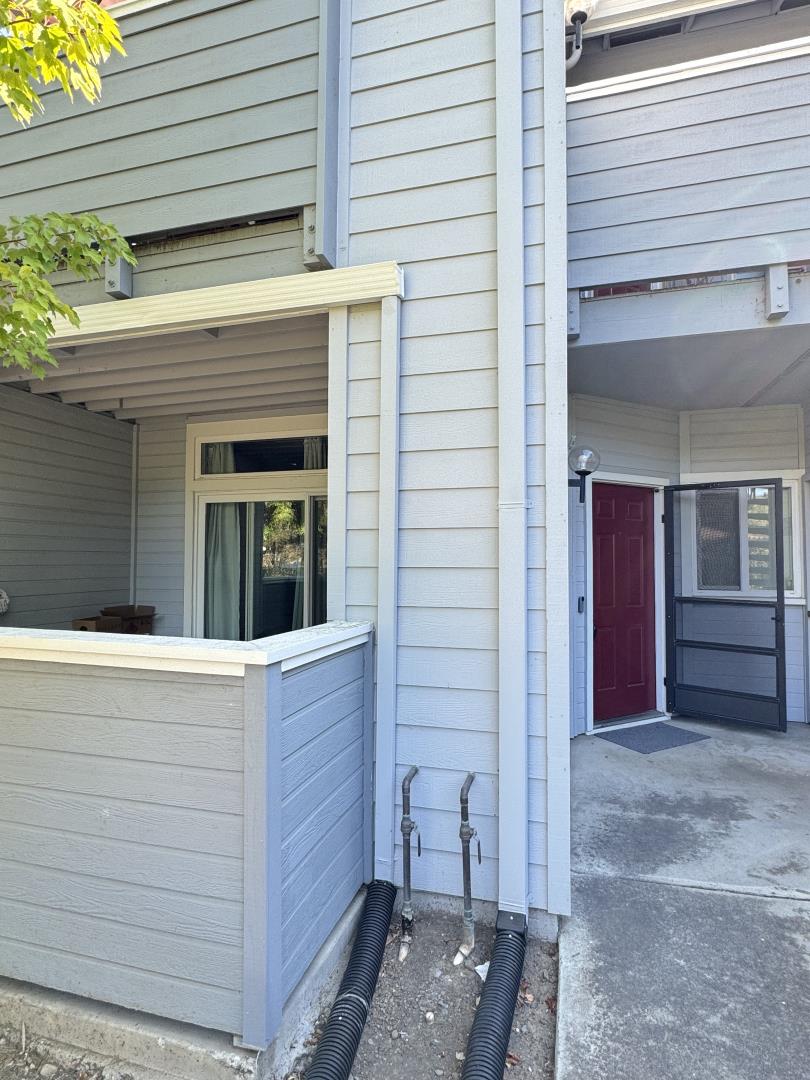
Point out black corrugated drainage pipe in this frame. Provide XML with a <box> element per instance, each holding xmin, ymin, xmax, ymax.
<box><xmin>305</xmin><ymin>880</ymin><xmax>397</xmax><ymax>1080</ymax></box>
<box><xmin>461</xmin><ymin>911</ymin><xmax>528</xmax><ymax>1080</ymax></box>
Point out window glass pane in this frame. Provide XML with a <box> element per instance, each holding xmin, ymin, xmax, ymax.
<box><xmin>256</xmin><ymin>501</ymin><xmax>306</xmax><ymax>637</ymax></box>
<box><xmin>202</xmin><ymin>436</ymin><xmax>327</xmax><ymax>474</ymax></box>
<box><xmin>203</xmin><ymin>500</ymin><xmax>307</xmax><ymax>641</ymax></box>
<box><xmin>747</xmin><ymin>487</ymin><xmax>793</xmax><ymax>592</ymax></box>
<box><xmin>311</xmin><ymin>497</ymin><xmax>328</xmax><ymax>626</ymax></box>
<box><xmin>696</xmin><ymin>490</ymin><xmax>741</xmax><ymax>590</ymax></box>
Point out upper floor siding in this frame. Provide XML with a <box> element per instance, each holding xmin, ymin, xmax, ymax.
<box><xmin>1</xmin><ymin>0</ymin><xmax>332</xmax><ymax>293</ymax></box>
<box><xmin>566</xmin><ymin>5</ymin><xmax>810</xmax><ymax>288</ymax></box>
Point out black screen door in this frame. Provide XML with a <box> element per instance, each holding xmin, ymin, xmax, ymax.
<box><xmin>664</xmin><ymin>479</ymin><xmax>787</xmax><ymax>732</ymax></box>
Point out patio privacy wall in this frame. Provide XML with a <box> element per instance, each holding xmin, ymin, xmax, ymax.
<box><xmin>0</xmin><ymin>386</ymin><xmax>132</xmax><ymax>630</ymax></box>
<box><xmin>0</xmin><ymin>637</ymin><xmax>374</xmax><ymax>1043</ymax></box>
<box><xmin>568</xmin><ymin>395</ymin><xmax>808</xmax><ymax>733</ymax></box>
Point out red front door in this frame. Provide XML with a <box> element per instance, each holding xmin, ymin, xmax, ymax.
<box><xmin>593</xmin><ymin>483</ymin><xmax>656</xmax><ymax>724</ymax></box>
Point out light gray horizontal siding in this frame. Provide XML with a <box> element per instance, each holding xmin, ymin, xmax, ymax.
<box><xmin>0</xmin><ymin>660</ymin><xmax>245</xmax><ymax>1032</ymax></box>
<box><xmin>134</xmin><ymin>419</ymin><xmax>187</xmax><ymax>636</ymax></box>
<box><xmin>345</xmin><ymin>305</ymin><xmax>381</xmax><ymax>625</ymax></box>
<box><xmin>567</xmin><ymin>51</ymin><xmax>810</xmax><ymax>287</ymax></box>
<box><xmin>350</xmin><ymin>0</ymin><xmax>504</xmax><ymax>905</ymax></box>
<box><xmin>0</xmin><ymin>387</ymin><xmax>132</xmax><ymax>630</ymax></box>
<box><xmin>279</xmin><ymin>645</ymin><xmax>371</xmax><ymax>999</ymax></box>
<box><xmin>570</xmin><ymin>395</ymin><xmax>680</xmax><ymax>481</ymax></box>
<box><xmin>52</xmin><ymin>217</ymin><xmax>307</xmax><ymax>308</ymax></box>
<box><xmin>0</xmin><ymin>0</ymin><xmax>319</xmax><ymax>238</ymax></box>
<box><xmin>684</xmin><ymin>405</ymin><xmax>804</xmax><ymax>473</ymax></box>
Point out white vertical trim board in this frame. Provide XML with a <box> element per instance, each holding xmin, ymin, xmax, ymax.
<box><xmin>315</xmin><ymin>0</ymin><xmax>340</xmax><ymax>269</ymax></box>
<box><xmin>542</xmin><ymin>0</ymin><xmax>572</xmax><ymax>918</ymax></box>
<box><xmin>240</xmin><ymin>664</ymin><xmax>281</xmax><ymax>1049</ymax></box>
<box><xmin>373</xmin><ymin>294</ymin><xmax>401</xmax><ymax>883</ymax></box>
<box><xmin>327</xmin><ymin>306</ymin><xmax>349</xmax><ymax>620</ymax></box>
<box><xmin>334</xmin><ymin>0</ymin><xmax>352</xmax><ymax>268</ymax></box>
<box><xmin>496</xmin><ymin>0</ymin><xmax>529</xmax><ymax>916</ymax></box>
<box><xmin>129</xmin><ymin>423</ymin><xmax>139</xmax><ymax>605</ymax></box>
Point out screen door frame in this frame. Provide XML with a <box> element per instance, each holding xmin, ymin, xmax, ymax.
<box><xmin>664</xmin><ymin>478</ymin><xmax>787</xmax><ymax>732</ymax></box>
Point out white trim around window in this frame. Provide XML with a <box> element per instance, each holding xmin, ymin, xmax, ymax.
<box><xmin>679</xmin><ymin>476</ymin><xmax>804</xmax><ymax>603</ymax></box>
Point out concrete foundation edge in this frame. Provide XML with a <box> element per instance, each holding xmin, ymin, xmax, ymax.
<box><xmin>0</xmin><ymin>888</ymin><xmax>367</xmax><ymax>1080</ymax></box>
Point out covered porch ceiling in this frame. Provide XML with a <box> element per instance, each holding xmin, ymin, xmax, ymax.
<box><xmin>569</xmin><ymin>270</ymin><xmax>810</xmax><ymax>411</ymax></box>
<box><xmin>569</xmin><ymin>321</ymin><xmax>810</xmax><ymax>411</ymax></box>
<box><xmin>0</xmin><ymin>314</ymin><xmax>328</xmax><ymax>421</ymax></box>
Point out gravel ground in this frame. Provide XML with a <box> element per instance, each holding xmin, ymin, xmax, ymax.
<box><xmin>289</xmin><ymin>911</ymin><xmax>557</xmax><ymax>1080</ymax></box>
<box><xmin>0</xmin><ymin>1033</ymin><xmax>133</xmax><ymax>1080</ymax></box>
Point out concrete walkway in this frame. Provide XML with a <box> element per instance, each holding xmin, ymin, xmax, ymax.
<box><xmin>556</xmin><ymin>719</ymin><xmax>810</xmax><ymax>1080</ymax></box>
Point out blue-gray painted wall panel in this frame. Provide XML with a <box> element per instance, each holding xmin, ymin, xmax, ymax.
<box><xmin>0</xmin><ymin>0</ymin><xmax>320</xmax><ymax>239</ymax></box>
<box><xmin>567</xmin><ymin>50</ymin><xmax>810</xmax><ymax>287</ymax></box>
<box><xmin>0</xmin><ymin>660</ymin><xmax>245</xmax><ymax>1032</ymax></box>
<box><xmin>278</xmin><ymin>643</ymin><xmax>371</xmax><ymax>1000</ymax></box>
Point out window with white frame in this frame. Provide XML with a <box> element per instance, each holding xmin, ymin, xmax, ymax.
<box><xmin>186</xmin><ymin>418</ymin><xmax>328</xmax><ymax>641</ymax></box>
<box><xmin>693</xmin><ymin>481</ymin><xmax>799</xmax><ymax>597</ymax></box>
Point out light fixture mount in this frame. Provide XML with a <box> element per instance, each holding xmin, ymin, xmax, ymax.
<box><xmin>568</xmin><ymin>444</ymin><xmax>601</xmax><ymax>503</ymax></box>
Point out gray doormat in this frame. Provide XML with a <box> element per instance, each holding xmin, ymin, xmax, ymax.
<box><xmin>595</xmin><ymin>721</ymin><xmax>710</xmax><ymax>754</ymax></box>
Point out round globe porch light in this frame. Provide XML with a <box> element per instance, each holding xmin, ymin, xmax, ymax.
<box><xmin>569</xmin><ymin>445</ymin><xmax>601</xmax><ymax>503</ymax></box>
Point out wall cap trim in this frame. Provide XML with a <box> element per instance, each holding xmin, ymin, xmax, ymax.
<box><xmin>0</xmin><ymin>620</ymin><xmax>373</xmax><ymax>676</ymax></box>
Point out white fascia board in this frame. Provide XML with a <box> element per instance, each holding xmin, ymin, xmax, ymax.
<box><xmin>0</xmin><ymin>621</ymin><xmax>373</xmax><ymax>676</ymax></box>
<box><xmin>103</xmin><ymin>0</ymin><xmax>176</xmax><ymax>18</ymax></box>
<box><xmin>568</xmin><ymin>34</ymin><xmax>810</xmax><ymax>99</ymax></box>
<box><xmin>582</xmin><ymin>0</ymin><xmax>747</xmax><ymax>36</ymax></box>
<box><xmin>49</xmin><ymin>263</ymin><xmax>404</xmax><ymax>347</ymax></box>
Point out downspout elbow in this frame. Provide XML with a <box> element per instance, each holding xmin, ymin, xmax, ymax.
<box><xmin>566</xmin><ymin>18</ymin><xmax>584</xmax><ymax>71</ymax></box>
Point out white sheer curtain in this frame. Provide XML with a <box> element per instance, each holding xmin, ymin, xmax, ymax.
<box><xmin>204</xmin><ymin>444</ymin><xmax>241</xmax><ymax>640</ymax></box>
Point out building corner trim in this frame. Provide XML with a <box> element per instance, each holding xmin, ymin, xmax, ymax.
<box><xmin>543</xmin><ymin>0</ymin><xmax>573</xmax><ymax>918</ymax></box>
<box><xmin>496</xmin><ymin>0</ymin><xmax>529</xmax><ymax>915</ymax></box>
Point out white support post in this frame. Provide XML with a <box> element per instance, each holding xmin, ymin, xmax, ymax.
<box><xmin>544</xmin><ymin>0</ymin><xmax>573</xmax><ymax>919</ymax></box>
<box><xmin>495</xmin><ymin>0</ymin><xmax>529</xmax><ymax>915</ymax></box>
<box><xmin>374</xmin><ymin>294</ymin><xmax>401</xmax><ymax>883</ymax></box>
<box><xmin>240</xmin><ymin>664</ymin><xmax>283</xmax><ymax>1049</ymax></box>
<box><xmin>327</xmin><ymin>306</ymin><xmax>349</xmax><ymax>621</ymax></box>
